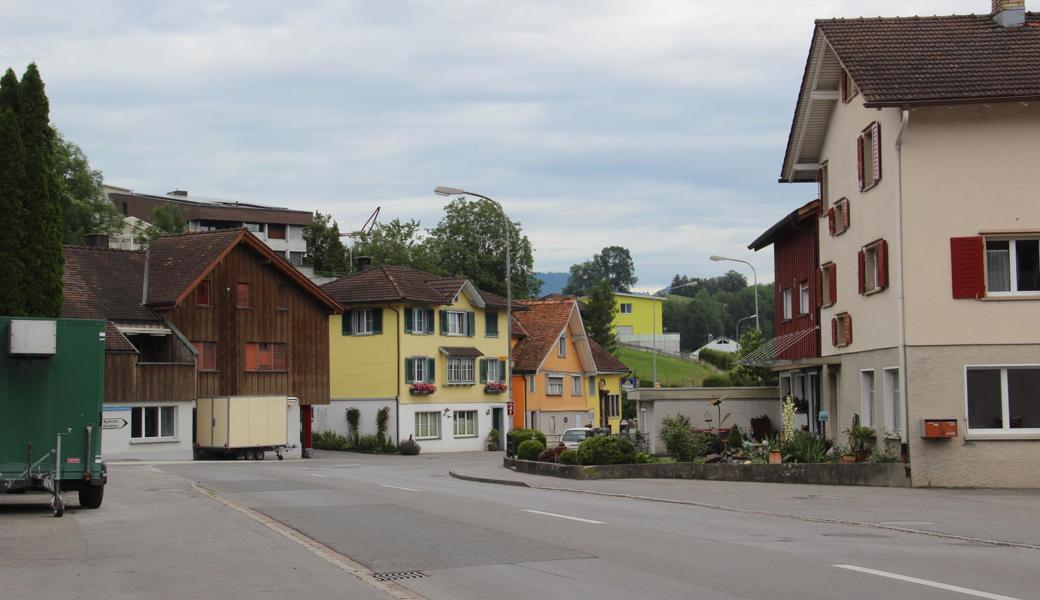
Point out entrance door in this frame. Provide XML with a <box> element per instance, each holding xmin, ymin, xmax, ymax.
<box><xmin>492</xmin><ymin>407</ymin><xmax>503</xmax><ymax>449</ymax></box>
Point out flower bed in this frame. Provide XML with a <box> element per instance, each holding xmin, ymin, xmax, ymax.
<box><xmin>484</xmin><ymin>382</ymin><xmax>508</xmax><ymax>394</ymax></box>
<box><xmin>409</xmin><ymin>383</ymin><xmax>436</xmax><ymax>395</ymax></box>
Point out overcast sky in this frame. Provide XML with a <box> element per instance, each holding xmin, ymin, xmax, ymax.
<box><xmin>6</xmin><ymin>0</ymin><xmax>982</xmax><ymax>290</ymax></box>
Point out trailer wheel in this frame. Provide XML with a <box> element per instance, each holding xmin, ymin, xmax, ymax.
<box><xmin>79</xmin><ymin>485</ymin><xmax>104</xmax><ymax>509</ymax></box>
<box><xmin>252</xmin><ymin>449</ymin><xmax>264</xmax><ymax>461</ymax></box>
<box><xmin>276</xmin><ymin>453</ymin><xmax>284</xmax><ymax>461</ymax></box>
<box><xmin>51</xmin><ymin>496</ymin><xmax>65</xmax><ymax>518</ymax></box>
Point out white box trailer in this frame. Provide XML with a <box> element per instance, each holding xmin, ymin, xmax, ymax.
<box><xmin>196</xmin><ymin>396</ymin><xmax>293</xmax><ymax>460</ymax></box>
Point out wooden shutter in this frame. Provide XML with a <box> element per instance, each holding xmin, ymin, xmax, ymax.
<box><xmin>816</xmin><ymin>168</ymin><xmax>824</xmax><ymax>201</ymax></box>
<box><xmin>404</xmin><ymin>308</ymin><xmax>413</xmax><ymax>333</ymax></box>
<box><xmin>245</xmin><ymin>343</ymin><xmax>259</xmax><ymax>371</ymax></box>
<box><xmin>197</xmin><ymin>280</ymin><xmax>210</xmax><ymax>306</ymax></box>
<box><xmin>843</xmin><ymin>314</ymin><xmax>853</xmax><ymax>345</ymax></box>
<box><xmin>404</xmin><ymin>357</ymin><xmax>414</xmax><ymax>384</ymax></box>
<box><xmin>831</xmin><ymin>317</ymin><xmax>838</xmax><ymax>347</ymax></box>
<box><xmin>480</xmin><ymin>358</ymin><xmax>488</xmax><ymax>383</ymax></box>
<box><xmin>840</xmin><ymin>71</ymin><xmax>847</xmax><ymax>102</ymax></box>
<box><xmin>950</xmin><ymin>236</ymin><xmax>986</xmax><ymax>299</ymax></box>
<box><xmin>259</xmin><ymin>343</ymin><xmax>274</xmax><ymax>370</ymax></box>
<box><xmin>466</xmin><ymin>312</ymin><xmax>476</xmax><ymax>337</ymax></box>
<box><xmin>816</xmin><ymin>268</ymin><xmax>824</xmax><ymax>308</ymax></box>
<box><xmin>857</xmin><ymin>250</ymin><xmax>866</xmax><ymax>295</ymax></box>
<box><xmin>871</xmin><ymin>121</ymin><xmax>882</xmax><ymax>182</ymax></box>
<box><xmin>439</xmin><ymin>310</ymin><xmax>448</xmax><ymax>336</ymax></box>
<box><xmin>236</xmin><ymin>283</ymin><xmax>250</xmax><ymax>308</ymax></box>
<box><xmin>856</xmin><ymin>135</ymin><xmax>865</xmax><ymax>191</ymax></box>
<box><xmin>341</xmin><ymin>310</ymin><xmax>352</xmax><ymax>336</ymax></box>
<box><xmin>273</xmin><ymin>344</ymin><xmax>286</xmax><ymax>370</ymax></box>
<box><xmin>276</xmin><ymin>285</ymin><xmax>288</xmax><ymax>310</ymax></box>
<box><xmin>828</xmin><ymin>263</ymin><xmax>838</xmax><ymax>306</ymax></box>
<box><xmin>425</xmin><ymin>309</ymin><xmax>434</xmax><ymax>334</ymax></box>
<box><xmin>827</xmin><ymin>207</ymin><xmax>836</xmax><ymax>236</ymax></box>
<box><xmin>877</xmin><ymin>240</ymin><xmax>889</xmax><ymax>289</ymax></box>
<box><xmin>426</xmin><ymin>358</ymin><xmax>435</xmax><ymax>383</ymax></box>
<box><xmin>841</xmin><ymin>199</ymin><xmax>850</xmax><ymax>230</ymax></box>
<box><xmin>372</xmin><ymin>308</ymin><xmax>382</xmax><ymax>334</ymax></box>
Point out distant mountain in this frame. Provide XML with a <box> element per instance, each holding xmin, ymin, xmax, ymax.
<box><xmin>534</xmin><ymin>271</ymin><xmax>569</xmax><ymax>296</ymax></box>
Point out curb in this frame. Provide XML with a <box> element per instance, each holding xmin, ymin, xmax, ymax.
<box><xmin>448</xmin><ymin>470</ymin><xmax>531</xmax><ymax>487</ymax></box>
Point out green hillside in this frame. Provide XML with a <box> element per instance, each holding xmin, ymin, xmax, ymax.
<box><xmin>617</xmin><ymin>346</ymin><xmax>716</xmax><ymax>388</ymax></box>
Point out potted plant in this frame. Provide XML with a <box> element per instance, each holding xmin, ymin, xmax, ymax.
<box><xmin>484</xmin><ymin>382</ymin><xmax>508</xmax><ymax>394</ymax></box>
<box><xmin>833</xmin><ymin>443</ymin><xmax>856</xmax><ymax>464</ymax></box>
<box><xmin>486</xmin><ymin>428</ymin><xmax>500</xmax><ymax>451</ymax></box>
<box><xmin>846</xmin><ymin>424</ymin><xmax>876</xmax><ymax>462</ymax></box>
<box><xmin>409</xmin><ymin>383</ymin><xmax>436</xmax><ymax>395</ymax></box>
<box><xmin>767</xmin><ymin>437</ymin><xmax>782</xmax><ymax>464</ymax></box>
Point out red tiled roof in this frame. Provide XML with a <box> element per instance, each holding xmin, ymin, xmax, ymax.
<box><xmin>818</xmin><ymin>13</ymin><xmax>1040</xmax><ymax>106</ymax></box>
<box><xmin>511</xmin><ymin>315</ymin><xmax>529</xmax><ymax>338</ymax></box>
<box><xmin>587</xmin><ymin>338</ymin><xmax>629</xmax><ymax>373</ymax></box>
<box><xmin>511</xmin><ymin>298</ymin><xmax>576</xmax><ymax>372</ymax></box>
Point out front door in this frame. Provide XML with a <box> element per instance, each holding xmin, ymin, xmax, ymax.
<box><xmin>492</xmin><ymin>407</ymin><xmax>503</xmax><ymax>449</ymax></box>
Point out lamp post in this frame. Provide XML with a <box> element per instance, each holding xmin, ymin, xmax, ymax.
<box><xmin>735</xmin><ymin>314</ymin><xmax>756</xmax><ymax>342</ymax></box>
<box><xmin>650</xmin><ymin>280</ymin><xmax>699</xmax><ymax>386</ymax></box>
<box><xmin>434</xmin><ymin>186</ymin><xmax>512</xmax><ymax>442</ymax></box>
<box><xmin>710</xmin><ymin>255</ymin><xmax>759</xmax><ymax>331</ymax></box>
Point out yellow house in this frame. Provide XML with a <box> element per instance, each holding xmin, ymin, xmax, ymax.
<box><xmin>588</xmin><ymin>338</ymin><xmax>630</xmax><ymax>434</ymax></box>
<box><xmin>612</xmin><ymin>292</ymin><xmax>663</xmax><ymax>336</ymax></box>
<box><xmin>320</xmin><ymin>266</ymin><xmax>512</xmax><ymax>452</ymax></box>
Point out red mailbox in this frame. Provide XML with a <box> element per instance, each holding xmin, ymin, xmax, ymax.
<box><xmin>922</xmin><ymin>419</ymin><xmax>958</xmax><ymax>439</ymax></box>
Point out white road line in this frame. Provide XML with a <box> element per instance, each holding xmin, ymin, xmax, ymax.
<box><xmin>834</xmin><ymin>565</ymin><xmax>1022</xmax><ymax>600</ymax></box>
<box><xmin>380</xmin><ymin>484</ymin><xmax>422</xmax><ymax>492</ymax></box>
<box><xmin>523</xmin><ymin>509</ymin><xmax>604</xmax><ymax>524</ymax></box>
<box><xmin>309</xmin><ymin>473</ymin><xmax>329</xmax><ymax>478</ymax></box>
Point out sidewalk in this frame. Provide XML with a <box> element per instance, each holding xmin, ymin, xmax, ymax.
<box><xmin>450</xmin><ymin>459</ymin><xmax>1040</xmax><ymax>549</ymax></box>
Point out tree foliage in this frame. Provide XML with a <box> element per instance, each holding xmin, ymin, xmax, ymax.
<box><xmin>0</xmin><ymin>75</ymin><xmax>27</xmax><ymax>315</ymax></box>
<box><xmin>352</xmin><ymin>218</ymin><xmax>431</xmax><ymax>271</ymax></box>
<box><xmin>662</xmin><ymin>270</ymin><xmax>774</xmax><ymax>353</ymax></box>
<box><xmin>303</xmin><ymin>211</ymin><xmax>350</xmax><ymax>274</ymax></box>
<box><xmin>562</xmin><ymin>245</ymin><xmax>637</xmax><ymax>295</ymax></box>
<box><xmin>134</xmin><ymin>203</ymin><xmax>186</xmax><ymax>248</ymax></box>
<box><xmin>54</xmin><ymin>131</ymin><xmax>122</xmax><ymax>244</ymax></box>
<box><xmin>583</xmin><ymin>279</ymin><xmax>618</xmax><ymax>353</ymax></box>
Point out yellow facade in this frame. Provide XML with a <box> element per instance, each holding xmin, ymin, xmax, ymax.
<box><xmin>593</xmin><ymin>373</ymin><xmax>623</xmax><ymax>433</ymax></box>
<box><xmin>523</xmin><ymin>329</ymin><xmax>592</xmax><ymax>414</ymax></box>
<box><xmin>612</xmin><ymin>293</ymin><xmax>663</xmax><ymax>336</ymax></box>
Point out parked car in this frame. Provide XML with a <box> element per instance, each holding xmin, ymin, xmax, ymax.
<box><xmin>561</xmin><ymin>427</ymin><xmax>594</xmax><ymax>450</ymax></box>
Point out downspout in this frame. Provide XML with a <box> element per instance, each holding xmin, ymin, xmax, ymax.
<box><xmin>895</xmin><ymin>109</ymin><xmax>911</xmax><ymax>456</ymax></box>
<box><xmin>388</xmin><ymin>305</ymin><xmax>401</xmax><ymax>443</ymax></box>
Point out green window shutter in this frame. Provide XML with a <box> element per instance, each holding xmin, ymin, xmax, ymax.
<box><xmin>439</xmin><ymin>310</ymin><xmax>448</xmax><ymax>336</ymax></box>
<box><xmin>404</xmin><ymin>357</ymin><xmax>414</xmax><ymax>384</ymax></box>
<box><xmin>480</xmin><ymin>358</ymin><xmax>488</xmax><ymax>383</ymax></box>
<box><xmin>486</xmin><ymin>311</ymin><xmax>498</xmax><ymax>336</ymax></box>
<box><xmin>498</xmin><ymin>359</ymin><xmax>506</xmax><ymax>383</ymax></box>
<box><xmin>426</xmin><ymin>358</ymin><xmax>436</xmax><ymax>383</ymax></box>
<box><xmin>426</xmin><ymin>309</ymin><xmax>435</xmax><ymax>334</ymax></box>
<box><xmin>404</xmin><ymin>308</ymin><xmax>413</xmax><ymax>333</ymax></box>
<box><xmin>372</xmin><ymin>308</ymin><xmax>383</xmax><ymax>334</ymax></box>
<box><xmin>466</xmin><ymin>312</ymin><xmax>475</xmax><ymax>337</ymax></box>
<box><xmin>341</xmin><ymin>310</ymin><xmax>352</xmax><ymax>336</ymax></box>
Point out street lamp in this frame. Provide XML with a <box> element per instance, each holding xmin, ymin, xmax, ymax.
<box><xmin>434</xmin><ymin>186</ymin><xmax>512</xmax><ymax>440</ymax></box>
<box><xmin>710</xmin><ymin>255</ymin><xmax>759</xmax><ymax>331</ymax></box>
<box><xmin>734</xmin><ymin>314</ymin><xmax>756</xmax><ymax>343</ymax></box>
<box><xmin>649</xmin><ymin>280</ymin><xmax>699</xmax><ymax>386</ymax></box>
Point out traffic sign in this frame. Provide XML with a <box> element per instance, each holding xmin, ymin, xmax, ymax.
<box><xmin>102</xmin><ymin>417</ymin><xmax>128</xmax><ymax>430</ymax></box>
<box><xmin>506</xmin><ymin>401</ymin><xmax>514</xmax><ymax>416</ymax></box>
<box><xmin>621</xmin><ymin>377</ymin><xmax>638</xmax><ymax>391</ymax></box>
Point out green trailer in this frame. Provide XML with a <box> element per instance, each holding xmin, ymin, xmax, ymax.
<box><xmin>0</xmin><ymin>317</ymin><xmax>107</xmax><ymax>516</ymax></box>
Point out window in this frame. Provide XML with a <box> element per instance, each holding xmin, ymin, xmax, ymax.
<box><xmin>799</xmin><ymin>282</ymin><xmax>810</xmax><ymax>315</ymax></box>
<box><xmin>406</xmin><ymin>307</ymin><xmax>433</xmax><ymax>334</ymax></box>
<box><xmin>840</xmin><ymin>68</ymin><xmax>859</xmax><ymax>103</ymax></box>
<box><xmin>267</xmin><ymin>223</ymin><xmax>286</xmax><ymax>240</ymax></box>
<box><xmin>236</xmin><ymin>283</ymin><xmax>250</xmax><ymax>308</ymax></box>
<box><xmin>405</xmin><ymin>357</ymin><xmax>434</xmax><ymax>383</ymax></box>
<box><xmin>605</xmin><ymin>394</ymin><xmax>621</xmax><ymax>418</ymax></box>
<box><xmin>245</xmin><ymin>222</ymin><xmax>263</xmax><ymax>233</ymax></box>
<box><xmin>819</xmin><ymin>263</ymin><xmax>837</xmax><ymax>307</ymax></box>
<box><xmin>413</xmin><ymin>357</ymin><xmax>426</xmax><ymax>383</ymax></box>
<box><xmin>446</xmin><ymin>357</ymin><xmax>475</xmax><ymax>385</ymax></box>
<box><xmin>572</xmin><ymin>375</ymin><xmax>582</xmax><ymax>396</ymax></box>
<box><xmin>415</xmin><ymin>412</ymin><xmax>440</xmax><ymax>440</ymax></box>
<box><xmin>131</xmin><ymin>405</ymin><xmax>177</xmax><ymax>440</ymax></box>
<box><xmin>588</xmin><ymin>376</ymin><xmax>596</xmax><ymax>397</ymax></box>
<box><xmin>967</xmin><ymin>367</ymin><xmax>1040</xmax><ymax>432</ymax></box>
<box><xmin>276</xmin><ymin>284</ymin><xmax>288</xmax><ymax>311</ymax></box>
<box><xmin>528</xmin><ymin>376</ymin><xmax>536</xmax><ymax>392</ymax></box>
<box><xmin>558</xmin><ymin>334</ymin><xmax>567</xmax><ymax>357</ymax></box>
<box><xmin>858</xmin><ymin>239</ymin><xmax>889</xmax><ymax>295</ymax></box>
<box><xmin>883</xmin><ymin>368</ymin><xmax>902</xmax><ymax>437</ymax></box>
<box><xmin>245</xmin><ymin>342</ymin><xmax>287</xmax><ymax>371</ymax></box>
<box><xmin>347</xmin><ymin>308</ymin><xmax>381</xmax><ymax>335</ymax></box>
<box><xmin>453</xmin><ymin>410</ymin><xmax>477</xmax><ymax>437</ymax></box>
<box><xmin>485</xmin><ymin>311</ymin><xmax>499</xmax><ymax>337</ymax></box>
<box><xmin>197</xmin><ymin>280</ymin><xmax>211</xmax><ymax>307</ymax></box>
<box><xmin>860</xmin><ymin>370</ymin><xmax>876</xmax><ymax>427</ymax></box>
<box><xmin>193</xmin><ymin>341</ymin><xmax>217</xmax><ymax>371</ymax></box>
<box><xmin>828</xmin><ymin>197</ymin><xmax>850</xmax><ymax>236</ymax></box>
<box><xmin>443</xmin><ymin>311</ymin><xmax>470</xmax><ymax>336</ymax></box>
<box><xmin>620</xmin><ymin>303</ymin><xmax>633</xmax><ymax>314</ymax></box>
<box><xmin>547</xmin><ymin>375</ymin><xmax>564</xmax><ymax>396</ymax></box>
<box><xmin>481</xmin><ymin>358</ymin><xmax>504</xmax><ymax>384</ymax></box>
<box><xmin>857</xmin><ymin>122</ymin><xmax>881</xmax><ymax>191</ymax></box>
<box><xmin>782</xmin><ymin>288</ymin><xmax>792</xmax><ymax>320</ymax></box>
<box><xmin>289</xmin><ymin>251</ymin><xmax>304</xmax><ymax>266</ymax></box>
<box><xmin>831</xmin><ymin>313</ymin><xmax>852</xmax><ymax>347</ymax></box>
<box><xmin>817</xmin><ymin>163</ymin><xmax>829</xmax><ymax>210</ymax></box>
<box><xmin>986</xmin><ymin>238</ymin><xmax>1040</xmax><ymax>294</ymax></box>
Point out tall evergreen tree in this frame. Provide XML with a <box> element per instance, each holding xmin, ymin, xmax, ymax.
<box><xmin>303</xmin><ymin>211</ymin><xmax>350</xmax><ymax>274</ymax></box>
<box><xmin>17</xmin><ymin>64</ymin><xmax>64</xmax><ymax>317</ymax></box>
<box><xmin>584</xmin><ymin>279</ymin><xmax>619</xmax><ymax>353</ymax></box>
<box><xmin>0</xmin><ymin>106</ymin><xmax>27</xmax><ymax>315</ymax></box>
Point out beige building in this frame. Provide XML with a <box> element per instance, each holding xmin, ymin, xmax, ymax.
<box><xmin>779</xmin><ymin>1</ymin><xmax>1040</xmax><ymax>487</ymax></box>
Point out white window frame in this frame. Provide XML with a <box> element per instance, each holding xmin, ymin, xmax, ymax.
<box><xmin>985</xmin><ymin>237</ymin><xmax>1040</xmax><ymax>296</ymax></box>
<box><xmin>571</xmin><ymin>375</ymin><xmax>582</xmax><ymax>396</ymax></box>
<box><xmin>964</xmin><ymin>364</ymin><xmax>1040</xmax><ymax>435</ymax></box>
<box><xmin>446</xmin><ymin>311</ymin><xmax>467</xmax><ymax>336</ymax></box>
<box><xmin>547</xmin><ymin>375</ymin><xmax>564</xmax><ymax>396</ymax></box>
<box><xmin>883</xmin><ymin>367</ymin><xmax>902</xmax><ymax>439</ymax></box>
<box><xmin>446</xmin><ymin>357</ymin><xmax>475</xmax><ymax>385</ymax></box>
<box><xmin>859</xmin><ymin>124</ymin><xmax>879</xmax><ymax>191</ymax></box>
<box><xmin>411</xmin><ymin>356</ymin><xmax>427</xmax><ymax>383</ymax></box>
<box><xmin>486</xmin><ymin>359</ymin><xmax>502</xmax><ymax>384</ymax></box>
<box><xmin>863</xmin><ymin>243</ymin><xmax>881</xmax><ymax>293</ymax></box>
<box><xmin>620</xmin><ymin>303</ymin><xmax>633</xmax><ymax>314</ymax></box>
<box><xmin>453</xmin><ymin>410</ymin><xmax>477</xmax><ymax>438</ymax></box>
<box><xmin>820</xmin><ymin>263</ymin><xmax>835</xmax><ymax>307</ymax></box>
<box><xmin>833</xmin><ymin>198</ymin><xmax>849</xmax><ymax>235</ymax></box>
<box><xmin>859</xmin><ymin>369</ymin><xmax>875</xmax><ymax>427</ymax></box>
<box><xmin>782</xmin><ymin>288</ymin><xmax>792</xmax><ymax>320</ymax></box>
<box><xmin>352</xmin><ymin>308</ymin><xmax>374</xmax><ymax>335</ymax></box>
<box><xmin>799</xmin><ymin>282</ymin><xmax>810</xmax><ymax>315</ymax></box>
<box><xmin>412</xmin><ymin>308</ymin><xmax>428</xmax><ymax>334</ymax></box>
<box><xmin>558</xmin><ymin>334</ymin><xmax>567</xmax><ymax>357</ymax></box>
<box><xmin>415</xmin><ymin>411</ymin><xmax>440</xmax><ymax>440</ymax></box>
<box><xmin>130</xmin><ymin>405</ymin><xmax>177</xmax><ymax>441</ymax></box>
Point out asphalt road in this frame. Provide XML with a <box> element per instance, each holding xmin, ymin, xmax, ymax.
<box><xmin>3</xmin><ymin>452</ymin><xmax>1038</xmax><ymax>600</ymax></box>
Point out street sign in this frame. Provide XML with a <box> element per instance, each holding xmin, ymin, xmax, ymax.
<box><xmin>102</xmin><ymin>417</ymin><xmax>128</xmax><ymax>430</ymax></box>
<box><xmin>506</xmin><ymin>401</ymin><xmax>514</xmax><ymax>416</ymax></box>
<box><xmin>621</xmin><ymin>377</ymin><xmax>637</xmax><ymax>391</ymax></box>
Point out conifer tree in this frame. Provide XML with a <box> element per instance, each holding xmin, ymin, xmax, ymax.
<box><xmin>584</xmin><ymin>279</ymin><xmax>619</xmax><ymax>353</ymax></box>
<box><xmin>0</xmin><ymin>106</ymin><xmax>27</xmax><ymax>315</ymax></box>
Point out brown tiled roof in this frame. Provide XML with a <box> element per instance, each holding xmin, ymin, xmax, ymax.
<box><xmin>104</xmin><ymin>322</ymin><xmax>138</xmax><ymax>353</ymax></box>
<box><xmin>62</xmin><ymin>246</ymin><xmax>156</xmax><ymax>323</ymax></box>
<box><xmin>439</xmin><ymin>346</ymin><xmax>484</xmax><ymax>358</ymax></box>
<box><xmin>321</xmin><ymin>266</ymin><xmax>508</xmax><ymax>311</ymax></box>
<box><xmin>427</xmin><ymin>277</ymin><xmax>467</xmax><ymax>299</ymax></box>
<box><xmin>146</xmin><ymin>229</ymin><xmax>244</xmax><ymax>307</ymax></box>
<box><xmin>511</xmin><ymin>315</ymin><xmax>529</xmax><ymax>338</ymax></box>
<box><xmin>479</xmin><ymin>290</ymin><xmax>527</xmax><ymax>311</ymax></box>
<box><xmin>818</xmin><ymin>13</ymin><xmax>1040</xmax><ymax>107</ymax></box>
<box><xmin>588</xmin><ymin>338</ymin><xmax>629</xmax><ymax>373</ymax></box>
<box><xmin>511</xmin><ymin>298</ymin><xmax>576</xmax><ymax>373</ymax></box>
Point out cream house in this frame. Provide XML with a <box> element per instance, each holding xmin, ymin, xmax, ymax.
<box><xmin>780</xmin><ymin>0</ymin><xmax>1040</xmax><ymax>487</ymax></box>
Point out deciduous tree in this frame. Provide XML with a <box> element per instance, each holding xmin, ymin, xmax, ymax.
<box><xmin>54</xmin><ymin>132</ymin><xmax>122</xmax><ymax>244</ymax></box>
<box><xmin>303</xmin><ymin>211</ymin><xmax>350</xmax><ymax>274</ymax></box>
<box><xmin>134</xmin><ymin>203</ymin><xmax>186</xmax><ymax>248</ymax></box>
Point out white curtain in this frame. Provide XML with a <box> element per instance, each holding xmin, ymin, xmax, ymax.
<box><xmin>987</xmin><ymin>248</ymin><xmax>1011</xmax><ymax>292</ymax></box>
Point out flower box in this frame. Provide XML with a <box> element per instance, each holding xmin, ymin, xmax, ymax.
<box><xmin>484</xmin><ymin>383</ymin><xmax>508</xmax><ymax>394</ymax></box>
<box><xmin>409</xmin><ymin>383</ymin><xmax>437</xmax><ymax>395</ymax></box>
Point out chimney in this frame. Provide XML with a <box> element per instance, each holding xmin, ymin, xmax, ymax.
<box><xmin>168</xmin><ymin>189</ymin><xmax>188</xmax><ymax>197</ymax></box>
<box><xmin>355</xmin><ymin>256</ymin><xmax>373</xmax><ymax>272</ymax></box>
<box><xmin>84</xmin><ymin>233</ymin><xmax>109</xmax><ymax>249</ymax></box>
<box><xmin>993</xmin><ymin>0</ymin><xmax>1025</xmax><ymax>26</ymax></box>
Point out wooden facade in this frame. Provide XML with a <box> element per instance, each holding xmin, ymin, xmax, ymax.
<box><xmin>105</xmin><ymin>354</ymin><xmax>197</xmax><ymax>404</ymax></box>
<box><xmin>774</xmin><ymin>212</ymin><xmax>820</xmax><ymax>361</ymax></box>
<box><xmin>160</xmin><ymin>244</ymin><xmax>332</xmax><ymax>406</ymax></box>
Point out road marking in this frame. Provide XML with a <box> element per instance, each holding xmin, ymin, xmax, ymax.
<box><xmin>834</xmin><ymin>565</ymin><xmax>1022</xmax><ymax>600</ymax></box>
<box><xmin>309</xmin><ymin>473</ymin><xmax>329</xmax><ymax>478</ymax></box>
<box><xmin>523</xmin><ymin>509</ymin><xmax>604</xmax><ymax>524</ymax></box>
<box><xmin>380</xmin><ymin>484</ymin><xmax>423</xmax><ymax>492</ymax></box>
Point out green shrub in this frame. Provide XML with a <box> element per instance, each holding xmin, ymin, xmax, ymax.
<box><xmin>376</xmin><ymin>406</ymin><xmax>390</xmax><ymax>445</ymax></box>
<box><xmin>725</xmin><ymin>424</ymin><xmax>744</xmax><ymax>452</ymax></box>
<box><xmin>398</xmin><ymin>437</ymin><xmax>421</xmax><ymax>455</ymax></box>
<box><xmin>633</xmin><ymin>451</ymin><xmax>656</xmax><ymax>464</ymax></box>
<box><xmin>517</xmin><ymin>439</ymin><xmax>545</xmax><ymax>461</ymax></box>
<box><xmin>698</xmin><ymin>348</ymin><xmax>736</xmax><ymax>370</ymax></box>
<box><xmin>313</xmin><ymin>430</ymin><xmax>350</xmax><ymax>451</ymax></box>
<box><xmin>345</xmin><ymin>407</ymin><xmax>361</xmax><ymax>443</ymax></box>
<box><xmin>355</xmin><ymin>434</ymin><xmax>382</xmax><ymax>453</ymax></box>
<box><xmin>782</xmin><ymin>431</ymin><xmax>831</xmax><ymax>463</ymax></box>
<box><xmin>576</xmin><ymin>436</ymin><xmax>636</xmax><ymax>465</ymax></box>
<box><xmin>659</xmin><ymin>414</ymin><xmax>705</xmax><ymax>462</ymax></box>
<box><xmin>508</xmin><ymin>429</ymin><xmax>547</xmax><ymax>455</ymax></box>
<box><xmin>557</xmin><ymin>449</ymin><xmax>579</xmax><ymax>465</ymax></box>
<box><xmin>702</xmin><ymin>374</ymin><xmax>731</xmax><ymax>387</ymax></box>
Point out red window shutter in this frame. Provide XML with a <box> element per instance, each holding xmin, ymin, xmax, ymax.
<box><xmin>840</xmin><ymin>71</ymin><xmax>848</xmax><ymax>102</ymax></box>
<box><xmin>950</xmin><ymin>236</ymin><xmax>986</xmax><ymax>299</ymax></box>
<box><xmin>841</xmin><ymin>199</ymin><xmax>850</xmax><ymax>230</ymax></box>
<box><xmin>871</xmin><ymin>121</ymin><xmax>882</xmax><ymax>182</ymax></box>
<box><xmin>856</xmin><ymin>135</ymin><xmax>865</xmax><ymax>191</ymax></box>
<box><xmin>844</xmin><ymin>314</ymin><xmax>853</xmax><ymax>345</ymax></box>
<box><xmin>198</xmin><ymin>280</ymin><xmax>210</xmax><ymax>306</ymax></box>
<box><xmin>815</xmin><ymin>268</ymin><xmax>824</xmax><ymax>308</ymax></box>
<box><xmin>857</xmin><ymin>250</ymin><xmax>866</xmax><ymax>295</ymax></box>
<box><xmin>245</xmin><ymin>343</ymin><xmax>259</xmax><ymax>370</ymax></box>
<box><xmin>273</xmin><ymin>343</ymin><xmax>286</xmax><ymax>370</ymax></box>
<box><xmin>259</xmin><ymin>343</ymin><xmax>273</xmax><ymax>370</ymax></box>
<box><xmin>877</xmin><ymin>240</ymin><xmax>889</xmax><ymax>289</ymax></box>
<box><xmin>829</xmin><ymin>263</ymin><xmax>838</xmax><ymax>306</ymax></box>
<box><xmin>831</xmin><ymin>317</ymin><xmax>838</xmax><ymax>347</ymax></box>
<box><xmin>827</xmin><ymin>207</ymin><xmax>836</xmax><ymax>236</ymax></box>
<box><xmin>207</xmin><ymin>343</ymin><xmax>217</xmax><ymax>371</ymax></box>
<box><xmin>237</xmin><ymin>283</ymin><xmax>250</xmax><ymax>308</ymax></box>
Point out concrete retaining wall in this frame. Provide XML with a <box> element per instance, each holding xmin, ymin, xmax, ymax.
<box><xmin>504</xmin><ymin>458</ymin><xmax>911</xmax><ymax>487</ymax></box>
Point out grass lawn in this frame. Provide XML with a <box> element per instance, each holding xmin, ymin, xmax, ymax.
<box><xmin>617</xmin><ymin>346</ymin><xmax>716</xmax><ymax>388</ymax></box>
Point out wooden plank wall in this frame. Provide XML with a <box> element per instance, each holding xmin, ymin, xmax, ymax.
<box><xmin>164</xmin><ymin>245</ymin><xmax>331</xmax><ymax>405</ymax></box>
<box><xmin>104</xmin><ymin>354</ymin><xmax>196</xmax><ymax>403</ymax></box>
<box><xmin>774</xmin><ymin>222</ymin><xmax>820</xmax><ymax>361</ymax></box>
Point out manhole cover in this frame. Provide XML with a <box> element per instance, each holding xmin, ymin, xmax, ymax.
<box><xmin>373</xmin><ymin>571</ymin><xmax>427</xmax><ymax>582</ymax></box>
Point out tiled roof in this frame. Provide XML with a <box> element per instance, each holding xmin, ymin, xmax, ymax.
<box><xmin>588</xmin><ymin>338</ymin><xmax>629</xmax><ymax>373</ymax></box>
<box><xmin>146</xmin><ymin>229</ymin><xmax>244</xmax><ymax>307</ymax></box>
<box><xmin>427</xmin><ymin>277</ymin><xmax>467</xmax><ymax>300</ymax></box>
<box><xmin>62</xmin><ymin>246</ymin><xmax>156</xmax><ymax>323</ymax></box>
<box><xmin>321</xmin><ymin>266</ymin><xmax>509</xmax><ymax>310</ymax></box>
<box><xmin>511</xmin><ymin>298</ymin><xmax>576</xmax><ymax>372</ymax></box>
<box><xmin>511</xmin><ymin>315</ymin><xmax>529</xmax><ymax>338</ymax></box>
<box><xmin>104</xmin><ymin>322</ymin><xmax>138</xmax><ymax>353</ymax></box>
<box><xmin>439</xmin><ymin>346</ymin><xmax>484</xmax><ymax>358</ymax></box>
<box><xmin>818</xmin><ymin>13</ymin><xmax>1040</xmax><ymax>106</ymax></box>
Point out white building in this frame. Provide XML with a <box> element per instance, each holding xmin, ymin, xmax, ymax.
<box><xmin>691</xmin><ymin>336</ymin><xmax>740</xmax><ymax>360</ymax></box>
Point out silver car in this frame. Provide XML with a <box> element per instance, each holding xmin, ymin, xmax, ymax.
<box><xmin>560</xmin><ymin>427</ymin><xmax>593</xmax><ymax>450</ymax></box>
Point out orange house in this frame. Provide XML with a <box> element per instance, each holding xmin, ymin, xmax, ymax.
<box><xmin>511</xmin><ymin>298</ymin><xmax>597</xmax><ymax>441</ymax></box>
